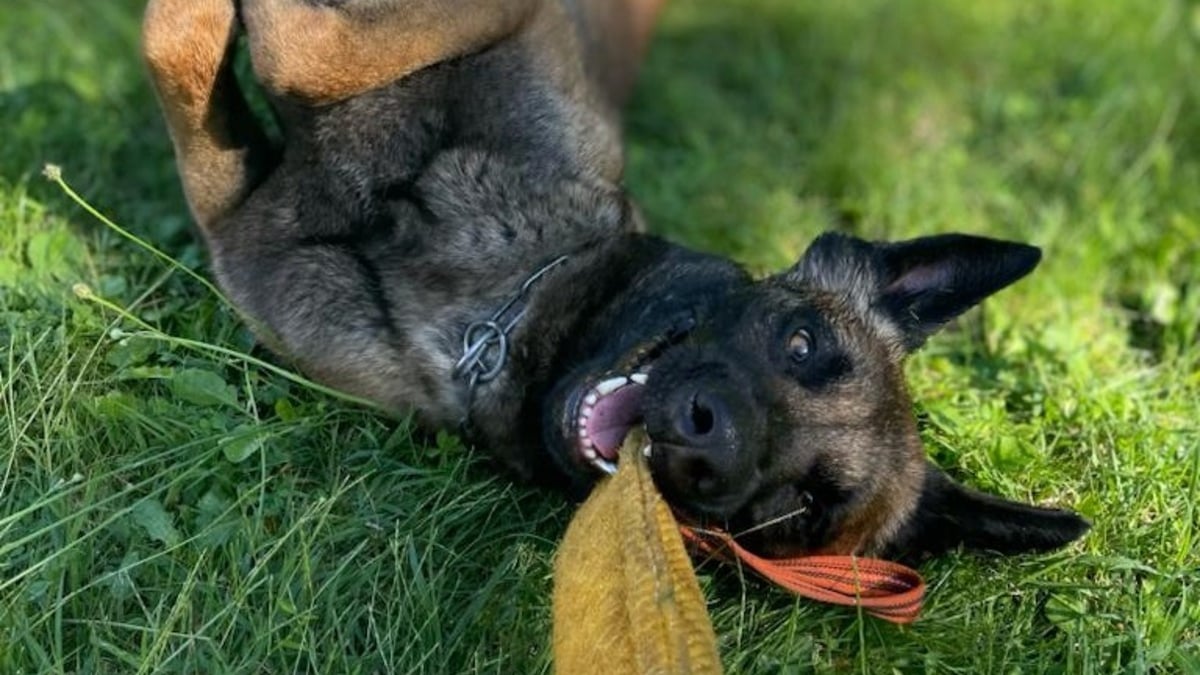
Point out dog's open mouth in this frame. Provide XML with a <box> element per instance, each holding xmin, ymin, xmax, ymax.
<box><xmin>566</xmin><ymin>314</ymin><xmax>695</xmax><ymax>474</ymax></box>
<box><xmin>574</xmin><ymin>372</ymin><xmax>650</xmax><ymax>474</ymax></box>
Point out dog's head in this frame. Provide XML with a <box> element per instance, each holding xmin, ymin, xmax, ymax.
<box><xmin>544</xmin><ymin>232</ymin><xmax>1088</xmax><ymax>560</ymax></box>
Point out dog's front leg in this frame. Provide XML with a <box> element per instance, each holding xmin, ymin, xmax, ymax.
<box><xmin>241</xmin><ymin>0</ymin><xmax>540</xmax><ymax>104</ymax></box>
<box><xmin>142</xmin><ymin>0</ymin><xmax>275</xmax><ymax>230</ymax></box>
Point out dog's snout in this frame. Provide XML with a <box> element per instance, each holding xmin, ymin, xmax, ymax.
<box><xmin>644</xmin><ymin>381</ymin><xmax>759</xmax><ymax>515</ymax></box>
<box><xmin>659</xmin><ymin>444</ymin><xmax>726</xmax><ymax>502</ymax></box>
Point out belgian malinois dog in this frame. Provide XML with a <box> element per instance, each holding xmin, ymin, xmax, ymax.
<box><xmin>142</xmin><ymin>0</ymin><xmax>1087</xmax><ymax>561</ymax></box>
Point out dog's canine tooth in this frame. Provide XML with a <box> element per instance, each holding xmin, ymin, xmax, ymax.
<box><xmin>630</xmin><ymin>373</ymin><xmax>648</xmax><ymax>385</ymax></box>
<box><xmin>642</xmin><ymin>444</ymin><xmax>652</xmax><ymax>458</ymax></box>
<box><xmin>594</xmin><ymin>376</ymin><xmax>628</xmax><ymax>397</ymax></box>
<box><xmin>592</xmin><ymin>457</ymin><xmax>617</xmax><ymax>475</ymax></box>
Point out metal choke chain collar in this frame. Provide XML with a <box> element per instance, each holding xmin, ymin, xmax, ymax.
<box><xmin>453</xmin><ymin>255</ymin><xmax>569</xmax><ymax>410</ymax></box>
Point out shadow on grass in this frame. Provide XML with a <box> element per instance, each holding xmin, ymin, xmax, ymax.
<box><xmin>0</xmin><ymin>79</ymin><xmax>195</xmax><ymax>250</ymax></box>
<box><xmin>628</xmin><ymin>0</ymin><xmax>1200</xmax><ymax>277</ymax></box>
<box><xmin>625</xmin><ymin>0</ymin><xmax>1020</xmax><ymax>265</ymax></box>
<box><xmin>1</xmin><ymin>0</ymin><xmax>192</xmax><ymax>257</ymax></box>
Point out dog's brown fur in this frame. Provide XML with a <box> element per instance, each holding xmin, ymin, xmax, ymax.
<box><xmin>143</xmin><ymin>0</ymin><xmax>1087</xmax><ymax>561</ymax></box>
<box><xmin>144</xmin><ymin>0</ymin><xmax>665</xmax><ymax>226</ymax></box>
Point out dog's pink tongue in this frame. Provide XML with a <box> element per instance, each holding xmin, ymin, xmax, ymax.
<box><xmin>585</xmin><ymin>385</ymin><xmax>645</xmax><ymax>460</ymax></box>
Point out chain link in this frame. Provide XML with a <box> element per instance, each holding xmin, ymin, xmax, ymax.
<box><xmin>453</xmin><ymin>255</ymin><xmax>569</xmax><ymax>410</ymax></box>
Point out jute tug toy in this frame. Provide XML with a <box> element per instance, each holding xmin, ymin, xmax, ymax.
<box><xmin>552</xmin><ymin>429</ymin><xmax>925</xmax><ymax>674</ymax></box>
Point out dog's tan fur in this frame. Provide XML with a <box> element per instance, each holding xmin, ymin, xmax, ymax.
<box><xmin>243</xmin><ymin>0</ymin><xmax>539</xmax><ymax>104</ymax></box>
<box><xmin>143</xmin><ymin>0</ymin><xmax>269</xmax><ymax>228</ymax></box>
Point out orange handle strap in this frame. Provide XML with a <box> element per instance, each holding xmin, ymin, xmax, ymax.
<box><xmin>680</xmin><ymin>526</ymin><xmax>926</xmax><ymax>624</ymax></box>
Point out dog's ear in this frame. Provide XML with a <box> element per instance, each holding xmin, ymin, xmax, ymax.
<box><xmin>885</xmin><ymin>465</ymin><xmax>1089</xmax><ymax>561</ymax></box>
<box><xmin>789</xmin><ymin>232</ymin><xmax>1041</xmax><ymax>350</ymax></box>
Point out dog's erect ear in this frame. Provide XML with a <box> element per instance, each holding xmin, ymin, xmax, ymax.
<box><xmin>789</xmin><ymin>232</ymin><xmax>1042</xmax><ymax>350</ymax></box>
<box><xmin>885</xmin><ymin>465</ymin><xmax>1089</xmax><ymax>561</ymax></box>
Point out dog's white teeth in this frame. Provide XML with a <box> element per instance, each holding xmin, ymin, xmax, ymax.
<box><xmin>630</xmin><ymin>373</ymin><xmax>649</xmax><ymax>385</ymax></box>
<box><xmin>583</xmin><ymin>446</ymin><xmax>597</xmax><ymax>460</ymax></box>
<box><xmin>594</xmin><ymin>376</ymin><xmax>628</xmax><ymax>397</ymax></box>
<box><xmin>584</xmin><ymin>393</ymin><xmax>598</xmax><ymax>406</ymax></box>
<box><xmin>592</xmin><ymin>457</ymin><xmax>617</xmax><ymax>475</ymax></box>
<box><xmin>642</xmin><ymin>444</ymin><xmax>653</xmax><ymax>458</ymax></box>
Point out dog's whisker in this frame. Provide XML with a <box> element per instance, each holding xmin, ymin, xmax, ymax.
<box><xmin>730</xmin><ymin>505</ymin><xmax>810</xmax><ymax>540</ymax></box>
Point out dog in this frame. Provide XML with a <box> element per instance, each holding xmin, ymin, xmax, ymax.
<box><xmin>142</xmin><ymin>0</ymin><xmax>1087</xmax><ymax>561</ymax></box>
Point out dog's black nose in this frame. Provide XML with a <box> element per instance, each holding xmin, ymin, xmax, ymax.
<box><xmin>673</xmin><ymin>390</ymin><xmax>726</xmax><ymax>443</ymax></box>
<box><xmin>649</xmin><ymin>387</ymin><xmax>743</xmax><ymax>507</ymax></box>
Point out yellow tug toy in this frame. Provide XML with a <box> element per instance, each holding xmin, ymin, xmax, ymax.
<box><xmin>552</xmin><ymin>428</ymin><xmax>926</xmax><ymax>674</ymax></box>
<box><xmin>552</xmin><ymin>429</ymin><xmax>722</xmax><ymax>675</ymax></box>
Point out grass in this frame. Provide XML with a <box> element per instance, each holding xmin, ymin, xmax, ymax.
<box><xmin>2</xmin><ymin>0</ymin><xmax>1198</xmax><ymax>672</ymax></box>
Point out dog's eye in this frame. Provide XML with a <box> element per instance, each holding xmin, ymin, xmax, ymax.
<box><xmin>788</xmin><ymin>330</ymin><xmax>813</xmax><ymax>363</ymax></box>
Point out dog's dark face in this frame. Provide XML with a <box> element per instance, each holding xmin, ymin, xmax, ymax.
<box><xmin>543</xmin><ymin>232</ymin><xmax>1088</xmax><ymax>560</ymax></box>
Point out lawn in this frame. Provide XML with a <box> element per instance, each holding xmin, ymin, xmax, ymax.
<box><xmin>2</xmin><ymin>0</ymin><xmax>1198</xmax><ymax>672</ymax></box>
